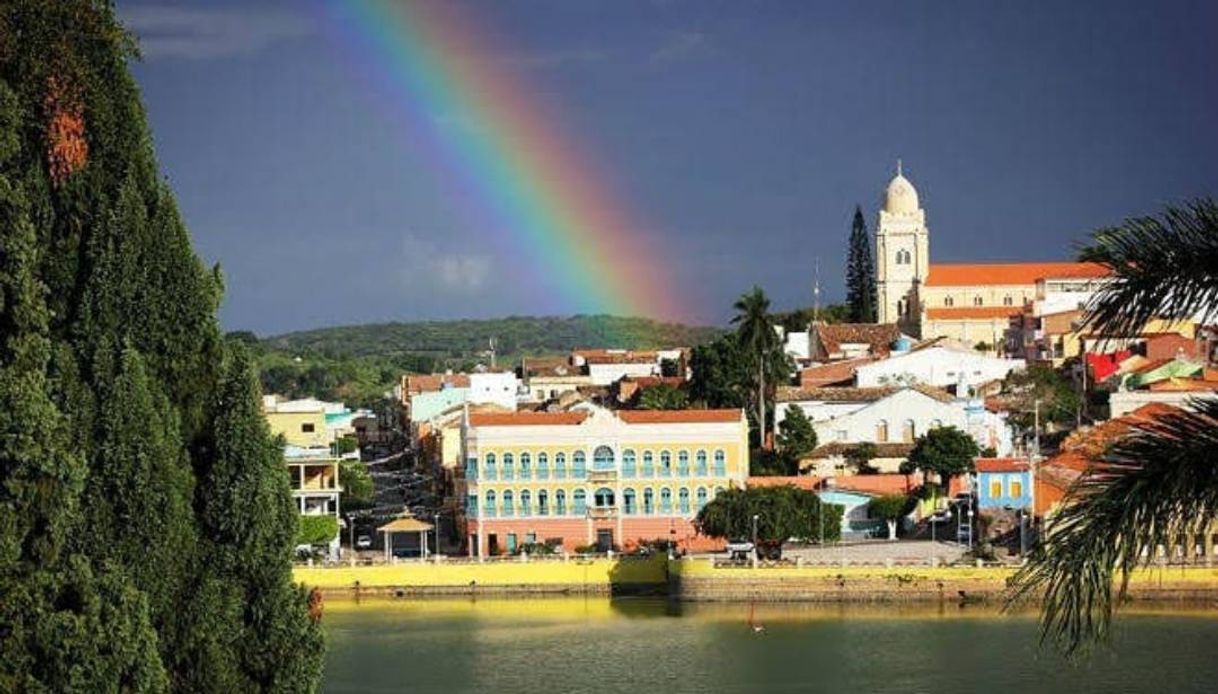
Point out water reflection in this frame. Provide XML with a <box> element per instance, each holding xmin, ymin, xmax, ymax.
<box><xmin>322</xmin><ymin>598</ymin><xmax>1218</xmax><ymax>694</ymax></box>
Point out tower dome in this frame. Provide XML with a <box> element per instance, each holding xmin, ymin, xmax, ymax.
<box><xmin>884</xmin><ymin>161</ymin><xmax>920</xmax><ymax>214</ymax></box>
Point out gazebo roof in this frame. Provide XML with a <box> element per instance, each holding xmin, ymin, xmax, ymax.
<box><xmin>378</xmin><ymin>517</ymin><xmax>434</xmax><ymax>533</ymax></box>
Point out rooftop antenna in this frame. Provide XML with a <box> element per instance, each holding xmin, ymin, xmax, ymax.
<box><xmin>813</xmin><ymin>256</ymin><xmax>821</xmax><ymax>325</ymax></box>
<box><xmin>486</xmin><ymin>337</ymin><xmax>497</xmax><ymax>370</ymax></box>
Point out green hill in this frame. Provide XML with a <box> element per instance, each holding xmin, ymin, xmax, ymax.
<box><xmin>239</xmin><ymin>315</ymin><xmax>725</xmax><ymax>406</ymax></box>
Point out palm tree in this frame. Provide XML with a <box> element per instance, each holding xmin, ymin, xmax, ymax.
<box><xmin>732</xmin><ymin>286</ymin><xmax>781</xmax><ymax>448</ymax></box>
<box><xmin>1012</xmin><ymin>198</ymin><xmax>1218</xmax><ymax>654</ymax></box>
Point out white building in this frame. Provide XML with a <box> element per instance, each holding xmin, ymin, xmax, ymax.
<box><xmin>468</xmin><ymin>371</ymin><xmax>520</xmax><ymax>410</ymax></box>
<box><xmin>775</xmin><ymin>385</ymin><xmax>1013</xmax><ymax>456</ymax></box>
<box><xmin>854</xmin><ymin>345</ymin><xmax>1025</xmax><ymax>390</ymax></box>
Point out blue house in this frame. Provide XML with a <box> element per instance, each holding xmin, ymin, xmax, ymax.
<box><xmin>975</xmin><ymin>458</ymin><xmax>1032</xmax><ymax>510</ymax></box>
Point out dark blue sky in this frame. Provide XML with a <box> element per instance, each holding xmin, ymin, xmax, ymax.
<box><xmin>120</xmin><ymin>0</ymin><xmax>1218</xmax><ymax>335</ymax></box>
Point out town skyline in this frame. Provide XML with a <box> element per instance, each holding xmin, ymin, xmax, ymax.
<box><xmin>123</xmin><ymin>0</ymin><xmax>1218</xmax><ymax>334</ymax></box>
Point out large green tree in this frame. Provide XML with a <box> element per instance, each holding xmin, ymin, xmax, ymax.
<box><xmin>776</xmin><ymin>406</ymin><xmax>818</xmax><ymax>465</ymax></box>
<box><xmin>0</xmin><ymin>2</ymin><xmax>324</xmax><ymax>689</ymax></box>
<box><xmin>695</xmin><ymin>486</ymin><xmax>841</xmax><ymax>548</ymax></box>
<box><xmin>1013</xmin><ymin>199</ymin><xmax>1218</xmax><ymax>655</ymax></box>
<box><xmin>900</xmin><ymin>426</ymin><xmax>980</xmax><ymax>490</ymax></box>
<box><xmin>845</xmin><ymin>205</ymin><xmax>877</xmax><ymax>322</ymax></box>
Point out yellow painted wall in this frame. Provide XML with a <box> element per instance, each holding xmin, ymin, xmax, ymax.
<box><xmin>266</xmin><ymin>411</ymin><xmax>330</xmax><ymax>447</ymax></box>
<box><xmin>295</xmin><ymin>555</ymin><xmax>667</xmax><ymax>588</ymax></box>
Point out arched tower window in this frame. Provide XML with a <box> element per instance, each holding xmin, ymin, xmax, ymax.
<box><xmin>973</xmin><ymin>296</ymin><xmax>983</xmax><ymax>306</ymax></box>
<box><xmin>944</xmin><ymin>296</ymin><xmax>954</xmax><ymax>307</ymax></box>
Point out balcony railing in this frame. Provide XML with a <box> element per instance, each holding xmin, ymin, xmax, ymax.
<box><xmin>588</xmin><ymin>468</ymin><xmax>617</xmax><ymax>482</ymax></box>
<box><xmin>589</xmin><ymin>506</ymin><xmax>617</xmax><ymax>519</ymax></box>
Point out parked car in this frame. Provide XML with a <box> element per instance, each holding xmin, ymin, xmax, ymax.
<box><xmin>391</xmin><ymin>546</ymin><xmax>421</xmax><ymax>559</ymax></box>
<box><xmin>355</xmin><ymin>535</ymin><xmax>372</xmax><ymax>550</ymax></box>
<box><xmin>725</xmin><ymin>540</ymin><xmax>755</xmax><ymax>561</ymax></box>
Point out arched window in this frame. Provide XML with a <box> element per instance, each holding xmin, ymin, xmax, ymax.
<box><xmin>696</xmin><ymin>487</ymin><xmax>708</xmax><ymax>510</ymax></box>
<box><xmin>519</xmin><ymin>490</ymin><xmax>532</xmax><ymax>516</ymax></box>
<box><xmin>660</xmin><ymin>451</ymin><xmax>672</xmax><ymax>477</ymax></box>
<box><xmin>573</xmin><ymin>489</ymin><xmax>587</xmax><ymax>515</ymax></box>
<box><xmin>519</xmin><ymin>453</ymin><xmax>531</xmax><ymax>480</ymax></box>
<box><xmin>465</xmin><ymin>457</ymin><xmax>477</xmax><ymax>480</ymax></box>
<box><xmin>485</xmin><ymin>490</ymin><xmax>497</xmax><ymax>518</ymax></box>
<box><xmin>622</xmin><ymin>450</ymin><xmax>637</xmax><ymax>478</ymax></box>
<box><xmin>695</xmin><ymin>450</ymin><xmax>708</xmax><ymax>476</ymax></box>
<box><xmin>467</xmin><ymin>494</ymin><xmax>478</xmax><ymax>516</ymax></box>
<box><xmin>555</xmin><ymin>490</ymin><xmax>567</xmax><ymax>516</ymax></box>
<box><xmin>572</xmin><ymin>451</ymin><xmax>587</xmax><ymax>478</ymax></box>
<box><xmin>501</xmin><ymin>490</ymin><xmax>514</xmax><ymax>517</ymax></box>
<box><xmin>1003</xmin><ymin>295</ymin><xmax>1013</xmax><ymax>306</ymax></box>
<box><xmin>536</xmin><ymin>453</ymin><xmax>549</xmax><ymax>480</ymax></box>
<box><xmin>554</xmin><ymin>453</ymin><xmax>567</xmax><ymax>480</ymax></box>
<box><xmin>660</xmin><ymin>488</ymin><xmax>673</xmax><ymax>514</ymax></box>
<box><xmin>944</xmin><ymin>296</ymin><xmax>954</xmax><ymax>307</ymax></box>
<box><xmin>484</xmin><ymin>453</ymin><xmax>497</xmax><ymax>481</ymax></box>
<box><xmin>713</xmin><ymin>450</ymin><xmax>726</xmax><ymax>476</ymax></box>
<box><xmin>538</xmin><ymin>490</ymin><xmax>549</xmax><ymax>516</ymax></box>
<box><xmin>593</xmin><ymin>446</ymin><xmax>614</xmax><ymax>471</ymax></box>
<box><xmin>973</xmin><ymin>296</ymin><xmax>983</xmax><ymax>306</ymax></box>
<box><xmin>677</xmin><ymin>451</ymin><xmax>690</xmax><ymax>477</ymax></box>
<box><xmin>502</xmin><ymin>453</ymin><xmax>514</xmax><ymax>481</ymax></box>
<box><xmin>623</xmin><ymin>488</ymin><xmax>637</xmax><ymax>515</ymax></box>
<box><xmin>643</xmin><ymin>488</ymin><xmax>655</xmax><ymax>515</ymax></box>
<box><xmin>642</xmin><ymin>451</ymin><xmax>655</xmax><ymax>477</ymax></box>
<box><xmin>679</xmin><ymin>488</ymin><xmax>691</xmax><ymax>514</ymax></box>
<box><xmin>594</xmin><ymin>487</ymin><xmax>614</xmax><ymax>508</ymax></box>
<box><xmin>876</xmin><ymin>420</ymin><xmax>890</xmax><ymax>443</ymax></box>
<box><xmin>902</xmin><ymin>419</ymin><xmax>916</xmax><ymax>443</ymax></box>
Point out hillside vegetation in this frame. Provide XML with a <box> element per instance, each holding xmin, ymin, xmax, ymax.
<box><xmin>241</xmin><ymin>315</ymin><xmax>726</xmax><ymax>405</ymax></box>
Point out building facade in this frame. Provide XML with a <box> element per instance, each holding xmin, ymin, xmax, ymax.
<box><xmin>461</xmin><ymin>406</ymin><xmax>748</xmax><ymax>555</ymax></box>
<box><xmin>975</xmin><ymin>458</ymin><xmax>1032</xmax><ymax>510</ymax></box>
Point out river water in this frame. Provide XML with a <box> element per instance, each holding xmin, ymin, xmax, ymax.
<box><xmin>321</xmin><ymin>598</ymin><xmax>1218</xmax><ymax>693</ymax></box>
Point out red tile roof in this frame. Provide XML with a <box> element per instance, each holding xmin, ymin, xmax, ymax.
<box><xmin>813</xmin><ymin>323</ymin><xmax>901</xmax><ymax>358</ymax></box>
<box><xmin>827</xmin><ymin>473</ymin><xmax>916</xmax><ymax>496</ymax></box>
<box><xmin>799</xmin><ymin>357</ymin><xmax>871</xmax><ymax>388</ymax></box>
<box><xmin>746</xmin><ymin>476</ymin><xmax>820</xmax><ymax>491</ymax></box>
<box><xmin>924</xmin><ymin>262</ymin><xmax>1108</xmax><ymax>287</ymax></box>
<box><xmin>974</xmin><ymin>458</ymin><xmax>1030</xmax><ymax>473</ymax></box>
<box><xmin>617</xmin><ymin>409</ymin><xmax>742</xmax><ymax>424</ymax></box>
<box><xmin>468</xmin><ymin>412</ymin><xmax>590</xmax><ymax>426</ymax></box>
<box><xmin>925</xmin><ymin>306</ymin><xmax>1024</xmax><ymax>320</ymax></box>
<box><xmin>776</xmin><ymin>384</ymin><xmax>954</xmax><ymax>404</ymax></box>
<box><xmin>405</xmin><ymin>373</ymin><xmax>470</xmax><ymax>394</ymax></box>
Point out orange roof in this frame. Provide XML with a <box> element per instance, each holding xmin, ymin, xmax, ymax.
<box><xmin>924</xmin><ymin>262</ymin><xmax>1108</xmax><ymax>287</ymax></box>
<box><xmin>1147</xmin><ymin>378</ymin><xmax>1218</xmax><ymax>392</ymax></box>
<box><xmin>925</xmin><ymin>306</ymin><xmax>1023</xmax><ymax>320</ymax></box>
<box><xmin>974</xmin><ymin>458</ymin><xmax>1030</xmax><ymax>473</ymax></box>
<box><xmin>746</xmin><ymin>476</ymin><xmax>820</xmax><ymax>491</ymax></box>
<box><xmin>828</xmin><ymin>473</ymin><xmax>915</xmax><ymax>496</ymax></box>
<box><xmin>799</xmin><ymin>357</ymin><xmax>871</xmax><ymax>388</ymax></box>
<box><xmin>617</xmin><ymin>409</ymin><xmax>742</xmax><ymax>424</ymax></box>
<box><xmin>468</xmin><ymin>412</ymin><xmax>590</xmax><ymax>426</ymax></box>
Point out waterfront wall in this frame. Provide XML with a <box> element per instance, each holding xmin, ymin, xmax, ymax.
<box><xmin>295</xmin><ymin>555</ymin><xmax>667</xmax><ymax>597</ymax></box>
<box><xmin>295</xmin><ymin>557</ymin><xmax>1218</xmax><ymax>602</ymax></box>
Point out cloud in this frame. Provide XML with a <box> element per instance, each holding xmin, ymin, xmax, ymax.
<box><xmin>649</xmin><ymin>30</ymin><xmax>709</xmax><ymax>65</ymax></box>
<box><xmin>120</xmin><ymin>5</ymin><xmax>313</xmax><ymax>60</ymax></box>
<box><xmin>400</xmin><ymin>234</ymin><xmax>492</xmax><ymax>294</ymax></box>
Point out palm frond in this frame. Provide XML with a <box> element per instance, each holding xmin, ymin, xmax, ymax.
<box><xmin>1010</xmin><ymin>399</ymin><xmax>1218</xmax><ymax>654</ymax></box>
<box><xmin>1079</xmin><ymin>198</ymin><xmax>1218</xmax><ymax>336</ymax></box>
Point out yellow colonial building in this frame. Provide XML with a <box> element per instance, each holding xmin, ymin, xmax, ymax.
<box><xmin>874</xmin><ymin>163</ymin><xmax>1108</xmax><ymax>347</ymax></box>
<box><xmin>460</xmin><ymin>406</ymin><xmax>748</xmax><ymax>556</ymax></box>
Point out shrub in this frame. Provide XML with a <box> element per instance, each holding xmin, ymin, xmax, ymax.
<box><xmin>297</xmin><ymin>515</ymin><xmax>339</xmax><ymax>546</ymax></box>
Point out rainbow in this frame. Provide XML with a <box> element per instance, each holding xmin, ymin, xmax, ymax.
<box><xmin>319</xmin><ymin>0</ymin><xmax>685</xmax><ymax>320</ymax></box>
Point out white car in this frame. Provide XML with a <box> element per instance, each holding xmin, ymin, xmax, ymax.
<box><xmin>355</xmin><ymin>535</ymin><xmax>373</xmax><ymax>550</ymax></box>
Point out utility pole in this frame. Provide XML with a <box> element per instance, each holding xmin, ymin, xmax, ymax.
<box><xmin>434</xmin><ymin>511</ymin><xmax>441</xmax><ymax>558</ymax></box>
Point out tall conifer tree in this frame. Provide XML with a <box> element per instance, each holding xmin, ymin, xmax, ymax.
<box><xmin>845</xmin><ymin>205</ymin><xmax>877</xmax><ymax>323</ymax></box>
<box><xmin>0</xmin><ymin>2</ymin><xmax>324</xmax><ymax>690</ymax></box>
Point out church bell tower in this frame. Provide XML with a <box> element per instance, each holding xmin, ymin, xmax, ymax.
<box><xmin>875</xmin><ymin>161</ymin><xmax>929</xmax><ymax>334</ymax></box>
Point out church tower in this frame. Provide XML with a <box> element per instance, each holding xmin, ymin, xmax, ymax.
<box><xmin>875</xmin><ymin>162</ymin><xmax>929</xmax><ymax>333</ymax></box>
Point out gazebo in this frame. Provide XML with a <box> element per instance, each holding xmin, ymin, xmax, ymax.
<box><xmin>378</xmin><ymin>517</ymin><xmax>434</xmax><ymax>561</ymax></box>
